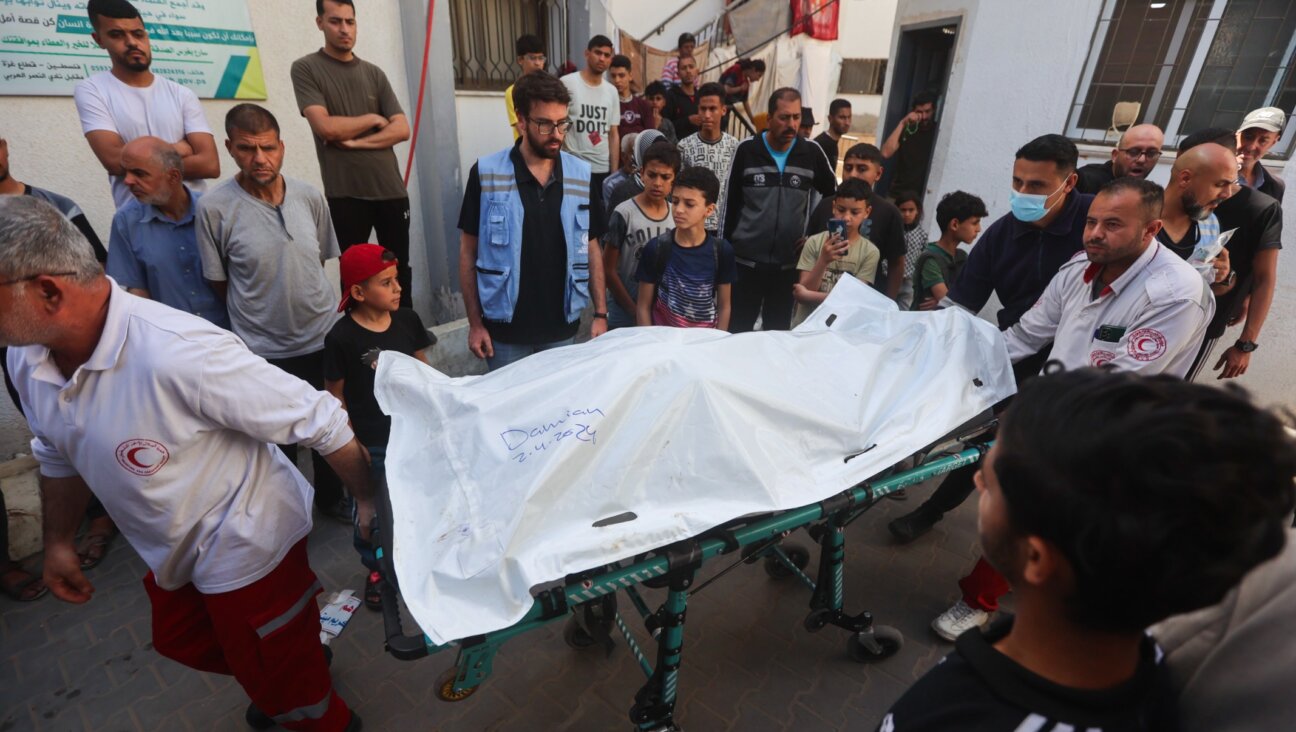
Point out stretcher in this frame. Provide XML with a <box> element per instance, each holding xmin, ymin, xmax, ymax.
<box><xmin>370</xmin><ymin>278</ymin><xmax>1013</xmax><ymax>729</ymax></box>
<box><xmin>376</xmin><ymin>425</ymin><xmax>996</xmax><ymax>731</ymax></box>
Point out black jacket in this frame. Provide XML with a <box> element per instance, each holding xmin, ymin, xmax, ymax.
<box><xmin>723</xmin><ymin>135</ymin><xmax>837</xmax><ymax>266</ymax></box>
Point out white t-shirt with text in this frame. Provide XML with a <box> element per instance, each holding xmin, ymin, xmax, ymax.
<box><xmin>561</xmin><ymin>72</ymin><xmax>620</xmax><ymax>174</ymax></box>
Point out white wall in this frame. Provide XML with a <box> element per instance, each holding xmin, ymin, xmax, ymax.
<box><xmin>454</xmin><ymin>92</ymin><xmax>515</xmax><ymax>184</ymax></box>
<box><xmin>0</xmin><ymin>0</ymin><xmax>424</xmax><ymax>456</ymax></box>
<box><xmin>891</xmin><ymin>0</ymin><xmax>1294</xmax><ymax>408</ymax></box>
<box><xmin>602</xmin><ymin>0</ymin><xmax>726</xmax><ymax>50</ymax></box>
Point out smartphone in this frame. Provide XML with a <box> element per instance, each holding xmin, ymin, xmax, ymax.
<box><xmin>827</xmin><ymin>218</ymin><xmax>848</xmax><ymax>239</ymax></box>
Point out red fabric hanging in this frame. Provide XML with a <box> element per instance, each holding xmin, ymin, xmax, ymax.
<box><xmin>790</xmin><ymin>0</ymin><xmax>840</xmax><ymax>41</ymax></box>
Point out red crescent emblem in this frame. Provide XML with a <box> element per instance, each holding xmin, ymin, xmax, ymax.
<box><xmin>1090</xmin><ymin>350</ymin><xmax>1117</xmax><ymax>367</ymax></box>
<box><xmin>116</xmin><ymin>439</ymin><xmax>170</xmax><ymax>477</ymax></box>
<box><xmin>1126</xmin><ymin>328</ymin><xmax>1167</xmax><ymax>362</ymax></box>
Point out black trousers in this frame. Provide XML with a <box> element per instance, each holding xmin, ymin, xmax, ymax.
<box><xmin>327</xmin><ymin>196</ymin><xmax>413</xmax><ymax>309</ymax></box>
<box><xmin>266</xmin><ymin>350</ymin><xmax>344</xmax><ymax>509</ymax></box>
<box><xmin>913</xmin><ymin>346</ymin><xmax>1054</xmax><ymax>517</ymax></box>
<box><xmin>730</xmin><ymin>264</ymin><xmax>797</xmax><ymax>333</ymax></box>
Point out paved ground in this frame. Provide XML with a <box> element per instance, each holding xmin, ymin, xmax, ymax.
<box><xmin>0</xmin><ymin>477</ymin><xmax>1000</xmax><ymax>732</ymax></box>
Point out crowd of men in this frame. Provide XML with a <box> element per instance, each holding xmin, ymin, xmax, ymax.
<box><xmin>0</xmin><ymin>1</ymin><xmax>1292</xmax><ymax>731</ymax></box>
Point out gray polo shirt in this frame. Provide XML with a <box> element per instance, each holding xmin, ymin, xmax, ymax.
<box><xmin>197</xmin><ymin>176</ymin><xmax>340</xmax><ymax>359</ymax></box>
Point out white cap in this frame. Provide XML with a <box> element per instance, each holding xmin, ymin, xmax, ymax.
<box><xmin>1240</xmin><ymin>107</ymin><xmax>1286</xmax><ymax>133</ymax></box>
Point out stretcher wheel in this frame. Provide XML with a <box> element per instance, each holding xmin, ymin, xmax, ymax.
<box><xmin>562</xmin><ymin>616</ymin><xmax>599</xmax><ymax>650</ymax></box>
<box><xmin>846</xmin><ymin>625</ymin><xmax>903</xmax><ymax>663</ymax></box>
<box><xmin>763</xmin><ymin>543</ymin><xmax>811</xmax><ymax>579</ymax></box>
<box><xmin>435</xmin><ymin>668</ymin><xmax>477</xmax><ymax>702</ymax></box>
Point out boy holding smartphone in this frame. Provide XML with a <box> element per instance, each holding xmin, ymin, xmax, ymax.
<box><xmin>792</xmin><ymin>178</ymin><xmax>880</xmax><ymax>326</ymax></box>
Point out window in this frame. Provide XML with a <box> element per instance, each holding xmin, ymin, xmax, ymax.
<box><xmin>448</xmin><ymin>0</ymin><xmax>566</xmax><ymax>92</ymax></box>
<box><xmin>1066</xmin><ymin>0</ymin><xmax>1296</xmax><ymax>158</ymax></box>
<box><xmin>838</xmin><ymin>59</ymin><xmax>887</xmax><ymax>95</ymax></box>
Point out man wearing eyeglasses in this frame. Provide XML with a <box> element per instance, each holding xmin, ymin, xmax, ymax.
<box><xmin>1076</xmin><ymin>124</ymin><xmax>1165</xmax><ymax>195</ymax></box>
<box><xmin>458</xmin><ymin>72</ymin><xmax>608</xmax><ymax>371</ymax></box>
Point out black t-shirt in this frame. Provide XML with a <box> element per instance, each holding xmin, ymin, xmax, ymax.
<box><xmin>809</xmin><ymin>193</ymin><xmax>906</xmax><ymax>262</ymax></box>
<box><xmin>666</xmin><ymin>86</ymin><xmax>700</xmax><ymax>139</ymax></box>
<box><xmin>1155</xmin><ymin>219</ymin><xmax>1200</xmax><ymax>260</ymax></box>
<box><xmin>1209</xmin><ymin>187</ymin><xmax>1283</xmax><ymax>337</ymax></box>
<box><xmin>458</xmin><ymin>145</ymin><xmax>603</xmax><ymax>345</ymax></box>
<box><xmin>813</xmin><ymin>131</ymin><xmax>839</xmax><ymax>167</ymax></box>
<box><xmin>324</xmin><ymin>308</ymin><xmax>432</xmax><ymax>447</ymax></box>
<box><xmin>890</xmin><ymin>123</ymin><xmax>936</xmax><ymax>195</ymax></box>
<box><xmin>1075</xmin><ymin>160</ymin><xmax>1116</xmax><ymax>195</ymax></box>
<box><xmin>878</xmin><ymin>618</ymin><xmax>1176</xmax><ymax>732</ymax></box>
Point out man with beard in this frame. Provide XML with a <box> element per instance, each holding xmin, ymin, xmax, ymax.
<box><xmin>74</xmin><ymin>0</ymin><xmax>219</xmax><ymax>209</ymax></box>
<box><xmin>1075</xmin><ymin>124</ymin><xmax>1165</xmax><ymax>195</ymax></box>
<box><xmin>197</xmin><ymin>105</ymin><xmax>350</xmax><ymax>524</ymax></box>
<box><xmin>814</xmin><ymin>99</ymin><xmax>852</xmax><ymax>167</ymax></box>
<box><xmin>877</xmin><ymin>368</ymin><xmax>1296</xmax><ymax>731</ymax></box>
<box><xmin>458</xmin><ymin>72</ymin><xmax>608</xmax><ymax>370</ymax></box>
<box><xmin>291</xmin><ymin>0</ymin><xmax>414</xmax><ymax>307</ymax></box>
<box><xmin>723</xmin><ymin>88</ymin><xmax>836</xmax><ymax>332</ymax></box>
<box><xmin>1154</xmin><ymin>143</ymin><xmax>1241</xmax><ymax>380</ymax></box>
<box><xmin>881</xmin><ymin>91</ymin><xmax>938</xmax><ymax>196</ymax></box>
<box><xmin>1177</xmin><ymin>128</ymin><xmax>1283</xmax><ymax>382</ymax></box>
<box><xmin>929</xmin><ymin>178</ymin><xmax>1214</xmax><ymax>643</ymax></box>
<box><xmin>108</xmin><ymin>137</ymin><xmax>229</xmax><ymax>329</ymax></box>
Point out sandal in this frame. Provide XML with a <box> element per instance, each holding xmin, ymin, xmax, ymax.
<box><xmin>1</xmin><ymin>563</ymin><xmax>48</xmax><ymax>602</ymax></box>
<box><xmin>77</xmin><ymin>531</ymin><xmax>117</xmax><ymax>570</ymax></box>
<box><xmin>364</xmin><ymin>571</ymin><xmax>383</xmax><ymax>611</ymax></box>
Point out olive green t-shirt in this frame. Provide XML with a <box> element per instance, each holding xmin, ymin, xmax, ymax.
<box><xmin>290</xmin><ymin>50</ymin><xmax>406</xmax><ymax>200</ymax></box>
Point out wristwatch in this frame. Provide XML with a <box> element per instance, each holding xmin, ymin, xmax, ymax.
<box><xmin>592</xmin><ymin>312</ymin><xmax>608</xmax><ymax>320</ymax></box>
<box><xmin>1235</xmin><ymin>339</ymin><xmax>1259</xmax><ymax>353</ymax></box>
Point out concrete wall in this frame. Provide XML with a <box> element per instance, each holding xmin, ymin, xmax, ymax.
<box><xmin>890</xmin><ymin>0</ymin><xmax>1294</xmax><ymax>408</ymax></box>
<box><xmin>836</xmin><ymin>0</ymin><xmax>898</xmax><ymax>133</ymax></box>
<box><xmin>0</xmin><ymin>0</ymin><xmax>426</xmax><ymax>456</ymax></box>
<box><xmin>454</xmin><ymin>92</ymin><xmax>515</xmax><ymax>187</ymax></box>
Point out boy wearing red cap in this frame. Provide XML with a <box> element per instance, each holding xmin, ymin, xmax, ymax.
<box><xmin>324</xmin><ymin>244</ymin><xmax>431</xmax><ymax>609</ymax></box>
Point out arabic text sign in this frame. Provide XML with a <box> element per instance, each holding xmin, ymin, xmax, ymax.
<box><xmin>0</xmin><ymin>0</ymin><xmax>265</xmax><ymax>99</ymax></box>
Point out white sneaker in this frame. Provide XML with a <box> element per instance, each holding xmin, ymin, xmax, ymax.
<box><xmin>931</xmin><ymin>599</ymin><xmax>989</xmax><ymax>642</ymax></box>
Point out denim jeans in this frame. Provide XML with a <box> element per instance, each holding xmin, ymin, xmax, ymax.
<box><xmin>486</xmin><ymin>337</ymin><xmax>576</xmax><ymax>372</ymax></box>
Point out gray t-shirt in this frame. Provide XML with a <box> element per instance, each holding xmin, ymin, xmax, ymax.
<box><xmin>605</xmin><ymin>198</ymin><xmax>673</xmax><ymax>298</ymax></box>
<box><xmin>290</xmin><ymin>51</ymin><xmax>406</xmax><ymax>200</ymax></box>
<box><xmin>197</xmin><ymin>176</ymin><xmax>341</xmax><ymax>359</ymax></box>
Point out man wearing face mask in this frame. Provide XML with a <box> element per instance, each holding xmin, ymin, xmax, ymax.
<box><xmin>1075</xmin><ymin>123</ymin><xmax>1164</xmax><ymax>195</ymax></box>
<box><xmin>889</xmin><ymin>134</ymin><xmax>1091</xmax><ymax>545</ymax></box>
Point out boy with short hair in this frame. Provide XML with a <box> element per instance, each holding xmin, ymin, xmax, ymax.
<box><xmin>911</xmin><ymin>191</ymin><xmax>988</xmax><ymax>311</ymax></box>
<box><xmin>677</xmin><ymin>82</ymin><xmax>739</xmax><ymax>234</ymax></box>
<box><xmin>506</xmin><ymin>34</ymin><xmax>547</xmax><ymax>140</ymax></box>
<box><xmin>660</xmin><ymin>32</ymin><xmax>696</xmax><ymax>87</ymax></box>
<box><xmin>877</xmin><ymin>368</ymin><xmax>1296</xmax><ymax>731</ymax></box>
<box><xmin>609</xmin><ymin>54</ymin><xmax>652</xmax><ymax>135</ymax></box>
<box><xmin>792</xmin><ymin>178</ymin><xmax>881</xmax><ymax>327</ymax></box>
<box><xmin>324</xmin><ymin>244</ymin><xmax>431</xmax><ymax>610</ymax></box>
<box><xmin>644</xmin><ymin>81</ymin><xmax>678</xmax><ymax>144</ymax></box>
<box><xmin>605</xmin><ymin>141</ymin><xmax>679</xmax><ymax>329</ymax></box>
<box><xmin>808</xmin><ymin>143</ymin><xmax>907</xmax><ymax>299</ymax></box>
<box><xmin>893</xmin><ymin>190</ymin><xmax>926</xmax><ymax>310</ymax></box>
<box><xmin>635</xmin><ymin>166</ymin><xmax>737</xmax><ymax>329</ymax></box>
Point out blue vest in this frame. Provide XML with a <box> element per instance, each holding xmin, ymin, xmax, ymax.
<box><xmin>475</xmin><ymin>148</ymin><xmax>593</xmax><ymax>323</ymax></box>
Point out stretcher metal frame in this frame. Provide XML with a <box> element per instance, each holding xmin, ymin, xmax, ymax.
<box><xmin>378</xmin><ymin>436</ymin><xmax>994</xmax><ymax>731</ymax></box>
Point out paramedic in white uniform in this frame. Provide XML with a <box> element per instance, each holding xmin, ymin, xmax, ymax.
<box><xmin>1004</xmin><ymin>176</ymin><xmax>1214</xmax><ymax>377</ymax></box>
<box><xmin>0</xmin><ymin>195</ymin><xmax>370</xmax><ymax>731</ymax></box>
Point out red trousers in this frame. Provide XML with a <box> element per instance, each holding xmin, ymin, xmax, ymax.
<box><xmin>959</xmin><ymin>556</ymin><xmax>1012</xmax><ymax>612</ymax></box>
<box><xmin>143</xmin><ymin>539</ymin><xmax>352</xmax><ymax>731</ymax></box>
